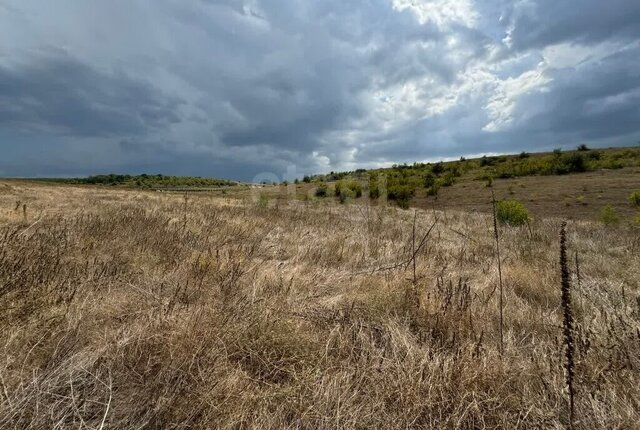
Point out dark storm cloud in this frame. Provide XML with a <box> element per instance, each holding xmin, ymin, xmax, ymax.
<box><xmin>0</xmin><ymin>0</ymin><xmax>639</xmax><ymax>180</ymax></box>
<box><xmin>0</xmin><ymin>52</ymin><xmax>182</xmax><ymax>138</ymax></box>
<box><xmin>512</xmin><ymin>44</ymin><xmax>640</xmax><ymax>140</ymax></box>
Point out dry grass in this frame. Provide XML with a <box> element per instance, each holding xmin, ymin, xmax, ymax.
<box><xmin>0</xmin><ymin>181</ymin><xmax>639</xmax><ymax>429</ymax></box>
<box><xmin>420</xmin><ymin>166</ymin><xmax>640</xmax><ymax>220</ymax></box>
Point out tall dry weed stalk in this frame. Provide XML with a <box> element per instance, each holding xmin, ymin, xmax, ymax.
<box><xmin>560</xmin><ymin>221</ymin><xmax>575</xmax><ymax>428</ymax></box>
<box><xmin>491</xmin><ymin>190</ymin><xmax>504</xmax><ymax>354</ymax></box>
<box><xmin>412</xmin><ymin>210</ymin><xmax>417</xmax><ymax>285</ymax></box>
<box><xmin>574</xmin><ymin>250</ymin><xmax>581</xmax><ymax>289</ymax></box>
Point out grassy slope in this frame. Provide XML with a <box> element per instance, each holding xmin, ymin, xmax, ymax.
<box><xmin>249</xmin><ymin>146</ymin><xmax>640</xmax><ymax>222</ymax></box>
<box><xmin>0</xmin><ymin>181</ymin><xmax>638</xmax><ymax>428</ymax></box>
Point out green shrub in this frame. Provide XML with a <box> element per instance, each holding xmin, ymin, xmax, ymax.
<box><xmin>599</xmin><ymin>205</ymin><xmax>619</xmax><ymax>225</ymax></box>
<box><xmin>577</xmin><ymin>144</ymin><xmax>589</xmax><ymax>151</ymax></box>
<box><xmin>333</xmin><ymin>181</ymin><xmax>341</xmax><ymax>197</ymax></box>
<box><xmin>335</xmin><ymin>180</ymin><xmax>362</xmax><ymax>198</ymax></box>
<box><xmin>387</xmin><ymin>184</ymin><xmax>414</xmax><ymax>209</ymax></box>
<box><xmin>368</xmin><ymin>175</ymin><xmax>377</xmax><ymax>199</ymax></box>
<box><xmin>440</xmin><ymin>172</ymin><xmax>455</xmax><ymax>187</ymax></box>
<box><xmin>628</xmin><ymin>191</ymin><xmax>640</xmax><ymax>208</ymax></box>
<box><xmin>424</xmin><ymin>172</ymin><xmax>436</xmax><ymax>188</ymax></box>
<box><xmin>480</xmin><ymin>156</ymin><xmax>497</xmax><ymax>167</ymax></box>
<box><xmin>554</xmin><ymin>153</ymin><xmax>586</xmax><ymax>174</ymax></box>
<box><xmin>431</xmin><ymin>162</ymin><xmax>445</xmax><ymax>175</ymax></box>
<box><xmin>338</xmin><ymin>188</ymin><xmax>355</xmax><ymax>204</ymax></box>
<box><xmin>600</xmin><ymin>158</ymin><xmax>624</xmax><ymax>170</ymax></box>
<box><xmin>495</xmin><ymin>200</ymin><xmax>529</xmax><ymax>226</ymax></box>
<box><xmin>350</xmin><ymin>182</ymin><xmax>363</xmax><ymax>198</ymax></box>
<box><xmin>447</xmin><ymin>164</ymin><xmax>462</xmax><ymax>177</ymax></box>
<box><xmin>396</xmin><ymin>198</ymin><xmax>411</xmax><ymax>209</ymax></box>
<box><xmin>587</xmin><ymin>150</ymin><xmax>601</xmax><ymax>160</ymax></box>
<box><xmin>315</xmin><ymin>185</ymin><xmax>328</xmax><ymax>197</ymax></box>
<box><xmin>369</xmin><ymin>185</ymin><xmax>380</xmax><ymax>199</ymax></box>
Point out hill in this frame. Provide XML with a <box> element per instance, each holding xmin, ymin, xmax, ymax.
<box><xmin>266</xmin><ymin>145</ymin><xmax>640</xmax><ymax>222</ymax></box>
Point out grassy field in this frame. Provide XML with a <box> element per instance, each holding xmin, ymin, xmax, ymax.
<box><xmin>0</xmin><ymin>180</ymin><xmax>638</xmax><ymax>428</ymax></box>
<box><xmin>26</xmin><ymin>146</ymin><xmax>640</xmax><ymax>222</ymax></box>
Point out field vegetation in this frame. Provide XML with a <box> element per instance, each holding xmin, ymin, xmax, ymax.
<box><xmin>307</xmin><ymin>146</ymin><xmax>640</xmax><ymax>214</ymax></box>
<box><xmin>0</xmin><ymin>181</ymin><xmax>638</xmax><ymax>428</ymax></box>
<box><xmin>35</xmin><ymin>174</ymin><xmax>236</xmax><ymax>189</ymax></box>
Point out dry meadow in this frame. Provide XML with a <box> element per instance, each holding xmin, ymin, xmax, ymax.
<box><xmin>0</xmin><ymin>181</ymin><xmax>638</xmax><ymax>429</ymax></box>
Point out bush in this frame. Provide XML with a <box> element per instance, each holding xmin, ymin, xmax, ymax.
<box><xmin>440</xmin><ymin>172</ymin><xmax>455</xmax><ymax>187</ymax></box>
<box><xmin>396</xmin><ymin>198</ymin><xmax>411</xmax><ymax>209</ymax></box>
<box><xmin>495</xmin><ymin>200</ymin><xmax>529</xmax><ymax>226</ymax></box>
<box><xmin>424</xmin><ymin>173</ymin><xmax>436</xmax><ymax>188</ymax></box>
<box><xmin>369</xmin><ymin>185</ymin><xmax>380</xmax><ymax>199</ymax></box>
<box><xmin>426</xmin><ymin>183</ymin><xmax>440</xmax><ymax>197</ymax></box>
<box><xmin>554</xmin><ymin>153</ymin><xmax>586</xmax><ymax>174</ymax></box>
<box><xmin>338</xmin><ymin>188</ymin><xmax>355</xmax><ymax>204</ymax></box>
<box><xmin>314</xmin><ymin>185</ymin><xmax>328</xmax><ymax>197</ymax></box>
<box><xmin>587</xmin><ymin>150</ymin><xmax>601</xmax><ymax>160</ymax></box>
<box><xmin>480</xmin><ymin>156</ymin><xmax>497</xmax><ymax>167</ymax></box>
<box><xmin>599</xmin><ymin>205</ymin><xmax>619</xmax><ymax>225</ymax></box>
<box><xmin>335</xmin><ymin>180</ymin><xmax>362</xmax><ymax>199</ymax></box>
<box><xmin>577</xmin><ymin>144</ymin><xmax>589</xmax><ymax>151</ymax></box>
<box><xmin>387</xmin><ymin>185</ymin><xmax>414</xmax><ymax>209</ymax></box>
<box><xmin>629</xmin><ymin>191</ymin><xmax>640</xmax><ymax>208</ymax></box>
<box><xmin>431</xmin><ymin>162</ymin><xmax>445</xmax><ymax>175</ymax></box>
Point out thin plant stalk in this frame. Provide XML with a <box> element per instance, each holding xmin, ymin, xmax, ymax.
<box><xmin>412</xmin><ymin>210</ymin><xmax>417</xmax><ymax>285</ymax></box>
<box><xmin>492</xmin><ymin>190</ymin><xmax>504</xmax><ymax>355</ymax></box>
<box><xmin>560</xmin><ymin>221</ymin><xmax>575</xmax><ymax>429</ymax></box>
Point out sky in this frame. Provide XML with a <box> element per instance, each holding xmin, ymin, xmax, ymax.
<box><xmin>1</xmin><ymin>0</ymin><xmax>639</xmax><ymax>181</ymax></box>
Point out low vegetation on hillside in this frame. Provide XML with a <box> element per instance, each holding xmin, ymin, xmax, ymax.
<box><xmin>35</xmin><ymin>173</ymin><xmax>236</xmax><ymax>189</ymax></box>
<box><xmin>308</xmin><ymin>146</ymin><xmax>640</xmax><ymax>207</ymax></box>
<box><xmin>0</xmin><ymin>182</ymin><xmax>638</xmax><ymax>428</ymax></box>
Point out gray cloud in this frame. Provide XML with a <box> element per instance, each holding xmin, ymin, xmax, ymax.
<box><xmin>0</xmin><ymin>52</ymin><xmax>182</xmax><ymax>138</ymax></box>
<box><xmin>503</xmin><ymin>0</ymin><xmax>640</xmax><ymax>50</ymax></box>
<box><xmin>512</xmin><ymin>44</ymin><xmax>640</xmax><ymax>140</ymax></box>
<box><xmin>0</xmin><ymin>0</ymin><xmax>639</xmax><ymax>180</ymax></box>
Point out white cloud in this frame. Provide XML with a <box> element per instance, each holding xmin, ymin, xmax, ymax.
<box><xmin>392</xmin><ymin>0</ymin><xmax>478</xmax><ymax>28</ymax></box>
<box><xmin>483</xmin><ymin>67</ymin><xmax>551</xmax><ymax>131</ymax></box>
